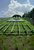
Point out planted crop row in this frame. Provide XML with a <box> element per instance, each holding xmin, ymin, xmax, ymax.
<box><xmin>6</xmin><ymin>22</ymin><xmax>15</xmax><ymax>33</ymax></box>
<box><xmin>3</xmin><ymin>23</ymin><xmax>11</xmax><ymax>33</ymax></box>
<box><xmin>11</xmin><ymin>22</ymin><xmax>16</xmax><ymax>33</ymax></box>
<box><xmin>26</xmin><ymin>25</ymin><xmax>34</xmax><ymax>34</ymax></box>
<box><xmin>0</xmin><ymin>24</ymin><xmax>7</xmax><ymax>30</ymax></box>
<box><xmin>0</xmin><ymin>22</ymin><xmax>9</xmax><ymax>30</ymax></box>
<box><xmin>0</xmin><ymin>22</ymin><xmax>10</xmax><ymax>32</ymax></box>
<box><xmin>11</xmin><ymin>22</ymin><xmax>19</xmax><ymax>34</ymax></box>
<box><xmin>0</xmin><ymin>21</ymin><xmax>34</xmax><ymax>35</ymax></box>
<box><xmin>18</xmin><ymin>22</ymin><xmax>25</xmax><ymax>35</ymax></box>
<box><xmin>23</xmin><ymin>25</ymin><xmax>33</xmax><ymax>35</ymax></box>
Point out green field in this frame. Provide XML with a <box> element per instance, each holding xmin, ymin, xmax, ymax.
<box><xmin>0</xmin><ymin>17</ymin><xmax>34</xmax><ymax>50</ymax></box>
<box><xmin>0</xmin><ymin>18</ymin><xmax>34</xmax><ymax>35</ymax></box>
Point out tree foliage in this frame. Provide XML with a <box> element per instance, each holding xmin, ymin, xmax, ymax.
<box><xmin>22</xmin><ymin>8</ymin><xmax>34</xmax><ymax>24</ymax></box>
<box><xmin>12</xmin><ymin>14</ymin><xmax>21</xmax><ymax>17</ymax></box>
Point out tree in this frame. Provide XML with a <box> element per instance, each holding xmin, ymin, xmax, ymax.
<box><xmin>22</xmin><ymin>8</ymin><xmax>34</xmax><ymax>24</ymax></box>
<box><xmin>12</xmin><ymin>14</ymin><xmax>21</xmax><ymax>18</ymax></box>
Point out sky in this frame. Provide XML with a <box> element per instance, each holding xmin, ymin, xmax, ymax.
<box><xmin>0</xmin><ymin>0</ymin><xmax>34</xmax><ymax>18</ymax></box>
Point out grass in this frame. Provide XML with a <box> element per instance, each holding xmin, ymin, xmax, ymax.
<box><xmin>0</xmin><ymin>35</ymin><xmax>34</xmax><ymax>50</ymax></box>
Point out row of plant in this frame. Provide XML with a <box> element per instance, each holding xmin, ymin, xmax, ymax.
<box><xmin>0</xmin><ymin>24</ymin><xmax>7</xmax><ymax>30</ymax></box>
<box><xmin>26</xmin><ymin>25</ymin><xmax>34</xmax><ymax>34</ymax></box>
<box><xmin>6</xmin><ymin>22</ymin><xmax>14</xmax><ymax>33</ymax></box>
<box><xmin>18</xmin><ymin>22</ymin><xmax>25</xmax><ymax>35</ymax></box>
<box><xmin>11</xmin><ymin>22</ymin><xmax>19</xmax><ymax>34</ymax></box>
<box><xmin>0</xmin><ymin>22</ymin><xmax>10</xmax><ymax>32</ymax></box>
<box><xmin>3</xmin><ymin>24</ymin><xmax>11</xmax><ymax>33</ymax></box>
<box><xmin>0</xmin><ymin>21</ymin><xmax>34</xmax><ymax>35</ymax></box>
<box><xmin>12</xmin><ymin>23</ymin><xmax>19</xmax><ymax>34</ymax></box>
<box><xmin>5</xmin><ymin>22</ymin><xmax>34</xmax><ymax>35</ymax></box>
<box><xmin>26</xmin><ymin>21</ymin><xmax>34</xmax><ymax>34</ymax></box>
